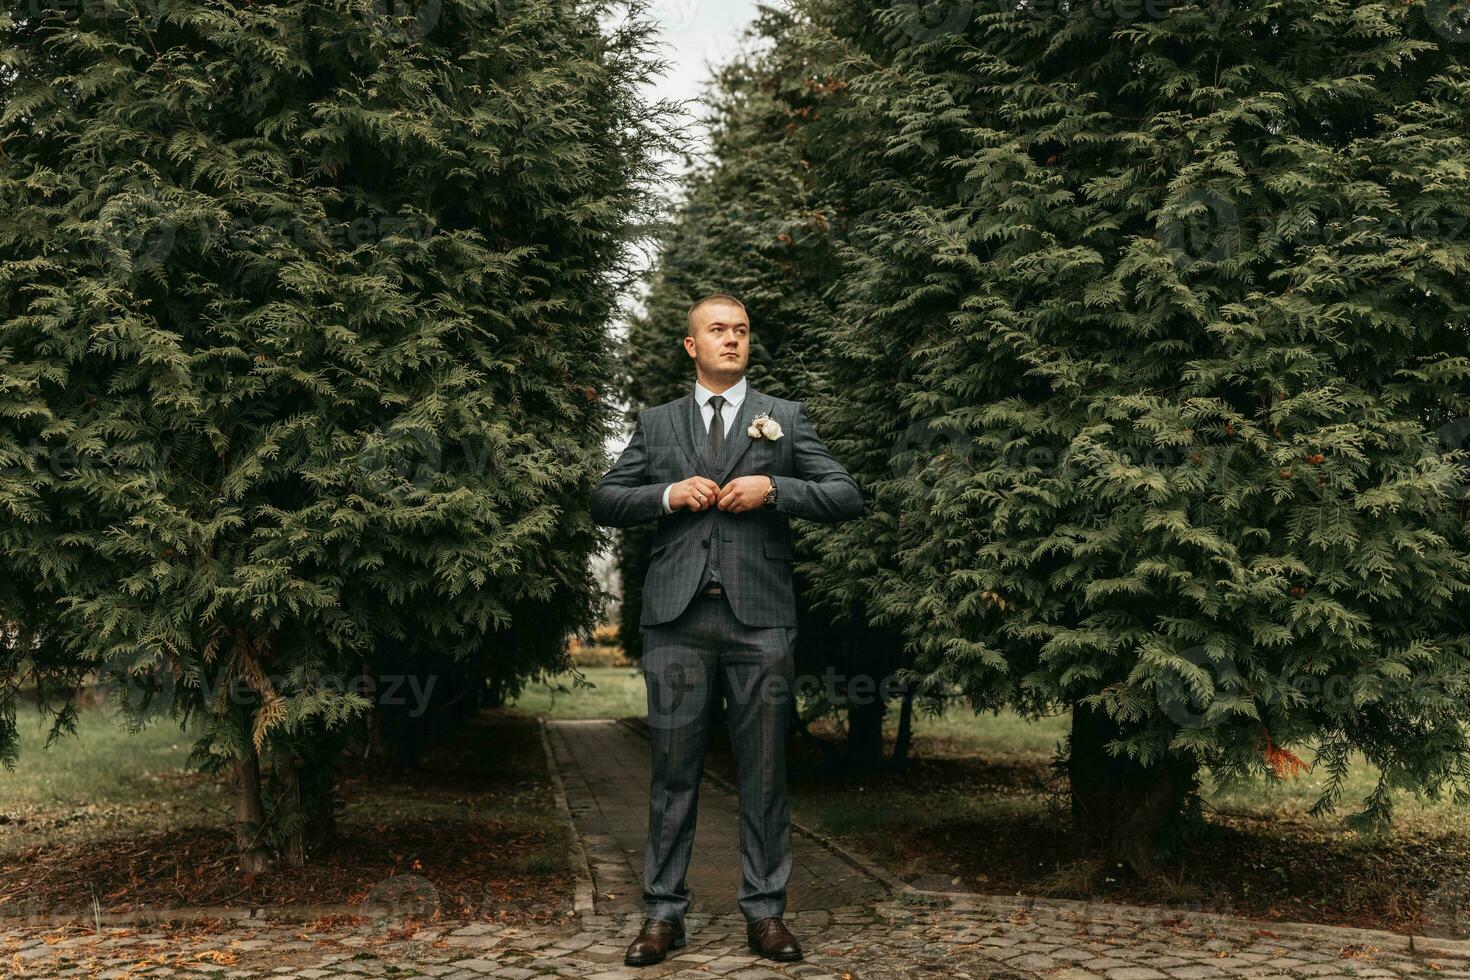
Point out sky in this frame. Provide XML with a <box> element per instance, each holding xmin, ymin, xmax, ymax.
<box><xmin>643</xmin><ymin>0</ymin><xmax>763</xmax><ymax>152</ymax></box>
<box><xmin>590</xmin><ymin>1</ymin><xmax>763</xmax><ymax>582</ymax></box>
<box><xmin>600</xmin><ymin>0</ymin><xmax>762</xmax><ymax>460</ymax></box>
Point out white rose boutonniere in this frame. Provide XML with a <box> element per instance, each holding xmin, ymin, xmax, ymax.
<box><xmin>747</xmin><ymin>412</ymin><xmax>783</xmax><ymax>441</ymax></box>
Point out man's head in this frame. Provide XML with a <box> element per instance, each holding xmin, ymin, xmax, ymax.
<box><xmin>684</xmin><ymin>293</ymin><xmax>749</xmax><ymax>387</ymax></box>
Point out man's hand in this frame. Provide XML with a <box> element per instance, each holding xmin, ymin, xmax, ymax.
<box><xmin>717</xmin><ymin>475</ymin><xmax>773</xmax><ymax>513</ymax></box>
<box><xmin>669</xmin><ymin>475</ymin><xmax>722</xmax><ymax>512</ymax></box>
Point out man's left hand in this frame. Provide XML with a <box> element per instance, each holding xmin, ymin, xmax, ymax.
<box><xmin>717</xmin><ymin>475</ymin><xmax>773</xmax><ymax>513</ymax></box>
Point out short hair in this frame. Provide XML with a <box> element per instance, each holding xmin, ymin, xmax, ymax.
<box><xmin>686</xmin><ymin>293</ymin><xmax>747</xmax><ymax>336</ymax></box>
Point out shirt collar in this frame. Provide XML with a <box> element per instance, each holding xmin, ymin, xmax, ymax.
<box><xmin>694</xmin><ymin>375</ymin><xmax>746</xmax><ymax>408</ymax></box>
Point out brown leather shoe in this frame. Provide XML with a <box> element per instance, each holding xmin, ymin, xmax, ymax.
<box><xmin>624</xmin><ymin>917</ymin><xmax>686</xmax><ymax>966</ymax></box>
<box><xmin>747</xmin><ymin>915</ymin><xmax>802</xmax><ymax>961</ymax></box>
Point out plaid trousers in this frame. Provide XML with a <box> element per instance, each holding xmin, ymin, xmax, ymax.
<box><xmin>640</xmin><ymin>590</ymin><xmax>798</xmax><ymax>926</ymax></box>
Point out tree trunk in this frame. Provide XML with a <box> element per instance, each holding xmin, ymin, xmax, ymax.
<box><xmin>278</xmin><ymin>750</ymin><xmax>307</xmax><ymax>869</ymax></box>
<box><xmin>1067</xmin><ymin>701</ymin><xmax>1198</xmax><ymax>876</ymax></box>
<box><xmin>306</xmin><ymin>792</ymin><xmax>338</xmax><ymax>854</ymax></box>
<box><xmin>788</xmin><ymin>701</ymin><xmax>842</xmax><ymax>763</ymax></box>
<box><xmin>484</xmin><ymin>673</ymin><xmax>505</xmax><ymax>709</ymax></box>
<box><xmin>303</xmin><ymin>754</ymin><xmax>339</xmax><ymax>854</ymax></box>
<box><xmin>234</xmin><ymin>739</ymin><xmax>272</xmax><ymax>874</ymax></box>
<box><xmin>890</xmin><ymin>680</ymin><xmax>916</xmax><ymax>768</ymax></box>
<box><xmin>839</xmin><ymin>684</ymin><xmax>887</xmax><ymax>773</ymax></box>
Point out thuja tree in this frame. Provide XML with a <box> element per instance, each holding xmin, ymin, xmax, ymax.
<box><xmin>798</xmin><ymin>0</ymin><xmax>1470</xmax><ymax>869</ymax></box>
<box><xmin>0</xmin><ymin>0</ymin><xmax>668</xmax><ymax>869</ymax></box>
<box><xmin>622</xmin><ymin>9</ymin><xmax>920</xmax><ymax>770</ymax></box>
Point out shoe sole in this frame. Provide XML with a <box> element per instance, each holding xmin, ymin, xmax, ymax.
<box><xmin>747</xmin><ymin>939</ymin><xmax>803</xmax><ymax>961</ymax></box>
<box><xmin>624</xmin><ymin>934</ymin><xmax>686</xmax><ymax>966</ymax></box>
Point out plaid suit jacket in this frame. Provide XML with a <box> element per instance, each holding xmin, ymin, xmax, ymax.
<box><xmin>591</xmin><ymin>384</ymin><xmax>864</xmax><ymax>627</ymax></box>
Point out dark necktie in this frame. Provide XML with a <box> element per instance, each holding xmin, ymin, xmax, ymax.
<box><xmin>703</xmin><ymin>394</ymin><xmax>726</xmax><ymax>586</ymax></box>
<box><xmin>707</xmin><ymin>394</ymin><xmax>725</xmax><ymax>460</ymax></box>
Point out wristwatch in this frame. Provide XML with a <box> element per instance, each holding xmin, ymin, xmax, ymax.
<box><xmin>762</xmin><ymin>475</ymin><xmax>778</xmax><ymax>508</ymax></box>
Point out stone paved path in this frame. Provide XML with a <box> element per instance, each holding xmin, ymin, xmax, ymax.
<box><xmin>545</xmin><ymin>718</ymin><xmax>888</xmax><ymax>917</ymax></box>
<box><xmin>5</xmin><ymin>714</ymin><xmax>1469</xmax><ymax>979</ymax></box>
<box><xmin>6</xmin><ymin>894</ymin><xmax>1470</xmax><ymax>979</ymax></box>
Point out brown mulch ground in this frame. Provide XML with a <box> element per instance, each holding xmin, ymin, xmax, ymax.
<box><xmin>695</xmin><ymin>719</ymin><xmax>1470</xmax><ymax>937</ymax></box>
<box><xmin>0</xmin><ymin>711</ymin><xmax>575</xmax><ymax>923</ymax></box>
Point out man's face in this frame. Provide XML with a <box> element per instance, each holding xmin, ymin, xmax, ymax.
<box><xmin>685</xmin><ymin>302</ymin><xmax>749</xmax><ymax>381</ymax></box>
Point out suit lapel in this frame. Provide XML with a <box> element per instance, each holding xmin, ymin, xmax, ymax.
<box><xmin>674</xmin><ymin>393</ymin><xmax>706</xmax><ymax>478</ymax></box>
<box><xmin>675</xmin><ymin>383</ymin><xmax>773</xmax><ymax>486</ymax></box>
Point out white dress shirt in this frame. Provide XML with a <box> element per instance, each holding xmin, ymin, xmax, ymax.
<box><xmin>661</xmin><ymin>376</ymin><xmax>747</xmax><ymax>514</ymax></box>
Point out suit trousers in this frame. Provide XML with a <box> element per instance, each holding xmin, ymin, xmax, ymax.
<box><xmin>640</xmin><ymin>591</ymin><xmax>798</xmax><ymax>926</ymax></box>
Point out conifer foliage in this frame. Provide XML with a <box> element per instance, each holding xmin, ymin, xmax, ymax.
<box><xmin>795</xmin><ymin>0</ymin><xmax>1470</xmax><ymax>868</ymax></box>
<box><xmin>0</xmin><ymin>0</ymin><xmax>668</xmax><ymax>868</ymax></box>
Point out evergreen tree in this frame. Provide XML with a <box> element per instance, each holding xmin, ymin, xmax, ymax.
<box><xmin>0</xmin><ymin>0</ymin><xmax>670</xmax><ymax>868</ymax></box>
<box><xmin>795</xmin><ymin>0</ymin><xmax>1470</xmax><ymax>869</ymax></box>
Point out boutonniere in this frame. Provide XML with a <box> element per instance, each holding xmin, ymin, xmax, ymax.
<box><xmin>747</xmin><ymin>412</ymin><xmax>783</xmax><ymax>441</ymax></box>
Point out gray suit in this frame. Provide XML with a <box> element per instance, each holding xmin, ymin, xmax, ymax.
<box><xmin>591</xmin><ymin>381</ymin><xmax>863</xmax><ymax>925</ymax></box>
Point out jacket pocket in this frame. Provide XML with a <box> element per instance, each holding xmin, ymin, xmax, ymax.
<box><xmin>763</xmin><ymin>540</ymin><xmax>797</xmax><ymax>561</ymax></box>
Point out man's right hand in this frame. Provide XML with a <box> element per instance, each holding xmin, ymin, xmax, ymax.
<box><xmin>669</xmin><ymin>476</ymin><xmax>722</xmax><ymax>512</ymax></box>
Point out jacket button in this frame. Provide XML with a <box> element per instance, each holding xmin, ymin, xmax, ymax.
<box><xmin>701</xmin><ymin>538</ymin><xmax>710</xmax><ymax>548</ymax></box>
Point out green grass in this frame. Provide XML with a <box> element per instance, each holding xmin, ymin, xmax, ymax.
<box><xmin>13</xmin><ymin>665</ymin><xmax>1465</xmax><ymax>877</ymax></box>
<box><xmin>878</xmin><ymin>704</ymin><xmax>1465</xmax><ymax>822</ymax></box>
<box><xmin>3</xmin><ymin>701</ymin><xmax>204</xmax><ymax>808</ymax></box>
<box><xmin>513</xmin><ymin>664</ymin><xmax>1467</xmax><ymax>823</ymax></box>
<box><xmin>0</xmin><ymin>701</ymin><xmax>227</xmax><ymax>855</ymax></box>
<box><xmin>509</xmin><ymin>664</ymin><xmax>648</xmax><ymax>720</ymax></box>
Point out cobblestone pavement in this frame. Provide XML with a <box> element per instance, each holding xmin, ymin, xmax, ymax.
<box><xmin>5</xmin><ymin>896</ymin><xmax>1469</xmax><ymax>979</ymax></box>
<box><xmin>545</xmin><ymin>718</ymin><xmax>887</xmax><ymax>916</ymax></box>
<box><xmin>5</xmin><ymin>712</ymin><xmax>1467</xmax><ymax>978</ymax></box>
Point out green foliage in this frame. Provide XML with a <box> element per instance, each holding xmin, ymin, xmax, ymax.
<box><xmin>0</xmin><ymin>0</ymin><xmax>670</xmax><ymax>843</ymax></box>
<box><xmin>790</xmin><ymin>0</ymin><xmax>1470</xmax><ymax>827</ymax></box>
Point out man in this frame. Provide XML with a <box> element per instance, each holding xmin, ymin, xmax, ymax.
<box><xmin>590</xmin><ymin>294</ymin><xmax>864</xmax><ymax>966</ymax></box>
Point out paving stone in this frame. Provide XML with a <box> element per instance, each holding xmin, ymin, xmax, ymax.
<box><xmin>2</xmin><ymin>720</ymin><xmax>1462</xmax><ymax>980</ymax></box>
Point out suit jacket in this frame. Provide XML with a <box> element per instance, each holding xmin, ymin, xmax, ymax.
<box><xmin>590</xmin><ymin>384</ymin><xmax>864</xmax><ymax>627</ymax></box>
